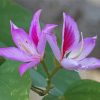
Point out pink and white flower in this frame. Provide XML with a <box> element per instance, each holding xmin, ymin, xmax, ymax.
<box><xmin>0</xmin><ymin>9</ymin><xmax>55</xmax><ymax>76</ymax></box>
<box><xmin>46</xmin><ymin>13</ymin><xmax>100</xmax><ymax>70</ymax></box>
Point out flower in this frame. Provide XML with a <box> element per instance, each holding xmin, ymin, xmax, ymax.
<box><xmin>46</xmin><ymin>13</ymin><xmax>100</xmax><ymax>70</ymax></box>
<box><xmin>0</xmin><ymin>9</ymin><xmax>55</xmax><ymax>76</ymax></box>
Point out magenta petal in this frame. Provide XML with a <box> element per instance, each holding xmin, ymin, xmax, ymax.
<box><xmin>29</xmin><ymin>9</ymin><xmax>42</xmax><ymax>46</ymax></box>
<box><xmin>61</xmin><ymin>58</ymin><xmax>81</xmax><ymax>70</ymax></box>
<box><xmin>37</xmin><ymin>33</ymin><xmax>46</xmax><ymax>57</ymax></box>
<box><xmin>69</xmin><ymin>36</ymin><xmax>97</xmax><ymax>60</ymax></box>
<box><xmin>61</xmin><ymin>13</ymin><xmax>80</xmax><ymax>57</ymax></box>
<box><xmin>10</xmin><ymin>22</ymin><xmax>38</xmax><ymax>55</ymax></box>
<box><xmin>0</xmin><ymin>47</ymin><xmax>32</xmax><ymax>62</ymax></box>
<box><xmin>78</xmin><ymin>57</ymin><xmax>100</xmax><ymax>70</ymax></box>
<box><xmin>19</xmin><ymin>59</ymin><xmax>40</xmax><ymax>76</ymax></box>
<box><xmin>46</xmin><ymin>33</ymin><xmax>61</xmax><ymax>61</ymax></box>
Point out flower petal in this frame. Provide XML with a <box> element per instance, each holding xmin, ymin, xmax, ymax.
<box><xmin>10</xmin><ymin>22</ymin><xmax>38</xmax><ymax>56</ymax></box>
<box><xmin>43</xmin><ymin>24</ymin><xmax>58</xmax><ymax>34</ymax></box>
<box><xmin>61</xmin><ymin>13</ymin><xmax>80</xmax><ymax>58</ymax></box>
<box><xmin>61</xmin><ymin>58</ymin><xmax>81</xmax><ymax>70</ymax></box>
<box><xmin>38</xmin><ymin>24</ymin><xmax>57</xmax><ymax>57</ymax></box>
<box><xmin>37</xmin><ymin>33</ymin><xmax>46</xmax><ymax>57</ymax></box>
<box><xmin>69</xmin><ymin>36</ymin><xmax>97</xmax><ymax>60</ymax></box>
<box><xmin>29</xmin><ymin>9</ymin><xmax>42</xmax><ymax>46</ymax></box>
<box><xmin>46</xmin><ymin>34</ymin><xmax>61</xmax><ymax>61</ymax></box>
<box><xmin>0</xmin><ymin>47</ymin><xmax>32</xmax><ymax>62</ymax></box>
<box><xmin>19</xmin><ymin>59</ymin><xmax>40</xmax><ymax>76</ymax></box>
<box><xmin>78</xmin><ymin>57</ymin><xmax>100</xmax><ymax>70</ymax></box>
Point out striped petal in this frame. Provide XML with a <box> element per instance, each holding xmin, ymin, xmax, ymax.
<box><xmin>29</xmin><ymin>9</ymin><xmax>42</xmax><ymax>46</ymax></box>
<box><xmin>61</xmin><ymin>13</ymin><xmax>80</xmax><ymax>58</ymax></box>
<box><xmin>10</xmin><ymin>21</ymin><xmax>38</xmax><ymax>56</ymax></box>
<box><xmin>19</xmin><ymin>59</ymin><xmax>40</xmax><ymax>76</ymax></box>
<box><xmin>0</xmin><ymin>47</ymin><xmax>32</xmax><ymax>62</ymax></box>
<box><xmin>69</xmin><ymin>36</ymin><xmax>97</xmax><ymax>60</ymax></box>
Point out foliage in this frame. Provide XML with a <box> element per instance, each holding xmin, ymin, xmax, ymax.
<box><xmin>0</xmin><ymin>0</ymin><xmax>31</xmax><ymax>100</ymax></box>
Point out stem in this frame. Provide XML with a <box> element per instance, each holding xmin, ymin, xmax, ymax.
<box><xmin>39</xmin><ymin>60</ymin><xmax>52</xmax><ymax>95</ymax></box>
<box><xmin>32</xmin><ymin>60</ymin><xmax>61</xmax><ymax>96</ymax></box>
<box><xmin>43</xmin><ymin>66</ymin><xmax>61</xmax><ymax>95</ymax></box>
<box><xmin>43</xmin><ymin>78</ymin><xmax>51</xmax><ymax>94</ymax></box>
<box><xmin>41</xmin><ymin>60</ymin><xmax>50</xmax><ymax>77</ymax></box>
<box><xmin>49</xmin><ymin>65</ymin><xmax>61</xmax><ymax>79</ymax></box>
<box><xmin>32</xmin><ymin>86</ymin><xmax>44</xmax><ymax>92</ymax></box>
<box><xmin>31</xmin><ymin>86</ymin><xmax>44</xmax><ymax>96</ymax></box>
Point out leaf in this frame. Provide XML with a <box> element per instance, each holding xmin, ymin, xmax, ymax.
<box><xmin>0</xmin><ymin>2</ymin><xmax>32</xmax><ymax>99</ymax></box>
<box><xmin>64</xmin><ymin>80</ymin><xmax>100</xmax><ymax>100</ymax></box>
<box><xmin>0</xmin><ymin>60</ymin><xmax>31</xmax><ymax>100</ymax></box>
<box><xmin>50</xmin><ymin>69</ymin><xmax>80</xmax><ymax>96</ymax></box>
<box><xmin>43</xmin><ymin>95</ymin><xmax>58</xmax><ymax>100</ymax></box>
<box><xmin>0</xmin><ymin>0</ymin><xmax>31</xmax><ymax>46</ymax></box>
<box><xmin>30</xmin><ymin>69</ymin><xmax>47</xmax><ymax>87</ymax></box>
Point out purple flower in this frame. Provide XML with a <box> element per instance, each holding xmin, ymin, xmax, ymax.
<box><xmin>46</xmin><ymin>13</ymin><xmax>100</xmax><ymax>70</ymax></box>
<box><xmin>0</xmin><ymin>9</ymin><xmax>55</xmax><ymax>76</ymax></box>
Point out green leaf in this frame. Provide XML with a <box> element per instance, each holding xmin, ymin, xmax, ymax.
<box><xmin>0</xmin><ymin>60</ymin><xmax>31</xmax><ymax>100</ymax></box>
<box><xmin>64</xmin><ymin>80</ymin><xmax>100</xmax><ymax>100</ymax></box>
<box><xmin>51</xmin><ymin>69</ymin><xmax>80</xmax><ymax>96</ymax></box>
<box><xmin>0</xmin><ymin>0</ymin><xmax>31</xmax><ymax>46</ymax></box>
<box><xmin>43</xmin><ymin>95</ymin><xmax>58</xmax><ymax>100</ymax></box>
<box><xmin>30</xmin><ymin>69</ymin><xmax>47</xmax><ymax>87</ymax></box>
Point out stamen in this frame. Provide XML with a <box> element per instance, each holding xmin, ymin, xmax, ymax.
<box><xmin>18</xmin><ymin>39</ymin><xmax>39</xmax><ymax>57</ymax></box>
<box><xmin>21</xmin><ymin>43</ymin><xmax>32</xmax><ymax>54</ymax></box>
<box><xmin>18</xmin><ymin>40</ymin><xmax>34</xmax><ymax>55</ymax></box>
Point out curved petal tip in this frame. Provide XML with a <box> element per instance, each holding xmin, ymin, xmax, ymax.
<box><xmin>92</xmin><ymin>35</ymin><xmax>97</xmax><ymax>40</ymax></box>
<box><xmin>43</xmin><ymin>24</ymin><xmax>58</xmax><ymax>34</ymax></box>
<box><xmin>19</xmin><ymin>65</ymin><xmax>25</xmax><ymax>76</ymax></box>
<box><xmin>63</xmin><ymin>12</ymin><xmax>66</xmax><ymax>17</ymax></box>
<box><xmin>35</xmin><ymin>9</ymin><xmax>42</xmax><ymax>16</ymax></box>
<box><xmin>10</xmin><ymin>20</ymin><xmax>18</xmax><ymax>30</ymax></box>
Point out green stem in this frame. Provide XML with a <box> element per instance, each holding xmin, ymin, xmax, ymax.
<box><xmin>33</xmin><ymin>60</ymin><xmax>61</xmax><ymax>96</ymax></box>
<box><xmin>31</xmin><ymin>86</ymin><xmax>44</xmax><ymax>96</ymax></box>
<box><xmin>43</xmin><ymin>78</ymin><xmax>51</xmax><ymax>94</ymax></box>
<box><xmin>32</xmin><ymin>86</ymin><xmax>44</xmax><ymax>92</ymax></box>
<box><xmin>40</xmin><ymin>60</ymin><xmax>52</xmax><ymax>95</ymax></box>
<box><xmin>43</xmin><ymin>66</ymin><xmax>61</xmax><ymax>95</ymax></box>
<box><xmin>41</xmin><ymin>60</ymin><xmax>50</xmax><ymax>77</ymax></box>
<box><xmin>49</xmin><ymin>65</ymin><xmax>61</xmax><ymax>79</ymax></box>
